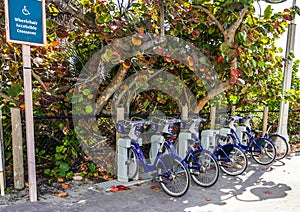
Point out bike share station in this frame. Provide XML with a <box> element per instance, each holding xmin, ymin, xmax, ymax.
<box><xmin>97</xmin><ymin>106</ymin><xmax>235</xmax><ymax>192</ymax></box>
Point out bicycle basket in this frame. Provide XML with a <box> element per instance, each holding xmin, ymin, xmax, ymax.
<box><xmin>151</xmin><ymin>122</ymin><xmax>164</xmax><ymax>133</ymax></box>
<box><xmin>115</xmin><ymin>121</ymin><xmax>130</xmax><ymax>135</ymax></box>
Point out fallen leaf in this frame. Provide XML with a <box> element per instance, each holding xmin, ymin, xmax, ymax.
<box><xmin>205</xmin><ymin>197</ymin><xmax>212</xmax><ymax>201</ymax></box>
<box><xmin>134</xmin><ymin>183</ymin><xmax>141</xmax><ymax>187</ymax></box>
<box><xmin>150</xmin><ymin>185</ymin><xmax>160</xmax><ymax>191</ymax></box>
<box><xmin>116</xmin><ymin>185</ymin><xmax>126</xmax><ymax>191</ymax></box>
<box><xmin>110</xmin><ymin>186</ymin><xmax>119</xmax><ymax>192</ymax></box>
<box><xmin>264</xmin><ymin>190</ymin><xmax>273</xmax><ymax>195</ymax></box>
<box><xmin>57</xmin><ymin>192</ymin><xmax>68</xmax><ymax>198</ymax></box>
<box><xmin>73</xmin><ymin>175</ymin><xmax>83</xmax><ymax>181</ymax></box>
<box><xmin>61</xmin><ymin>183</ymin><xmax>69</xmax><ymax>189</ymax></box>
<box><xmin>57</xmin><ymin>177</ymin><xmax>64</xmax><ymax>183</ymax></box>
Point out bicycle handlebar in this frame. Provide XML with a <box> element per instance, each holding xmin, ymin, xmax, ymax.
<box><xmin>150</xmin><ymin>117</ymin><xmax>181</xmax><ymax>125</ymax></box>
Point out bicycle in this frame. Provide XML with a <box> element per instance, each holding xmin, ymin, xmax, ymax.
<box><xmin>219</xmin><ymin>116</ymin><xmax>277</xmax><ymax>165</ymax></box>
<box><xmin>240</xmin><ymin>115</ymin><xmax>289</xmax><ymax>160</ymax></box>
<box><xmin>182</xmin><ymin>118</ymin><xmax>247</xmax><ymax>177</ymax></box>
<box><xmin>151</xmin><ymin>117</ymin><xmax>220</xmax><ymax>187</ymax></box>
<box><xmin>116</xmin><ymin>118</ymin><xmax>190</xmax><ymax>197</ymax></box>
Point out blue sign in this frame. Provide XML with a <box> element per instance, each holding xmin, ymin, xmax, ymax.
<box><xmin>5</xmin><ymin>0</ymin><xmax>46</xmax><ymax>46</ymax></box>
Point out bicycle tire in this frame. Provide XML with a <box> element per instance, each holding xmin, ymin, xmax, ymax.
<box><xmin>218</xmin><ymin>145</ymin><xmax>248</xmax><ymax>176</ymax></box>
<box><xmin>250</xmin><ymin>137</ymin><xmax>276</xmax><ymax>165</ymax></box>
<box><xmin>188</xmin><ymin>150</ymin><xmax>219</xmax><ymax>187</ymax></box>
<box><xmin>268</xmin><ymin>134</ymin><xmax>289</xmax><ymax>160</ymax></box>
<box><xmin>126</xmin><ymin>146</ymin><xmax>138</xmax><ymax>179</ymax></box>
<box><xmin>157</xmin><ymin>154</ymin><xmax>190</xmax><ymax>197</ymax></box>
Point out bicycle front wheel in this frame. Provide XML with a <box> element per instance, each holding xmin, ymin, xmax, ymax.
<box><xmin>218</xmin><ymin>145</ymin><xmax>248</xmax><ymax>176</ymax></box>
<box><xmin>251</xmin><ymin>138</ymin><xmax>276</xmax><ymax>165</ymax></box>
<box><xmin>157</xmin><ymin>154</ymin><xmax>190</xmax><ymax>197</ymax></box>
<box><xmin>188</xmin><ymin>150</ymin><xmax>219</xmax><ymax>187</ymax></box>
<box><xmin>126</xmin><ymin>146</ymin><xmax>138</xmax><ymax>179</ymax></box>
<box><xmin>268</xmin><ymin>134</ymin><xmax>289</xmax><ymax>160</ymax></box>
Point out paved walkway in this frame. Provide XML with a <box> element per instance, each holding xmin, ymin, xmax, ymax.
<box><xmin>1</xmin><ymin>154</ymin><xmax>300</xmax><ymax>212</ymax></box>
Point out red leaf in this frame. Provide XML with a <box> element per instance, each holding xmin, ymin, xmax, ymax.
<box><xmin>217</xmin><ymin>57</ymin><xmax>224</xmax><ymax>63</ymax></box>
<box><xmin>264</xmin><ymin>190</ymin><xmax>273</xmax><ymax>195</ymax></box>
<box><xmin>110</xmin><ymin>186</ymin><xmax>119</xmax><ymax>192</ymax></box>
<box><xmin>231</xmin><ymin>68</ymin><xmax>239</xmax><ymax>77</ymax></box>
<box><xmin>282</xmin><ymin>15</ymin><xmax>292</xmax><ymax>21</ymax></box>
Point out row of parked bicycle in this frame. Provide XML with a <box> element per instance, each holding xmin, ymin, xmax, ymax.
<box><xmin>115</xmin><ymin>114</ymin><xmax>289</xmax><ymax>197</ymax></box>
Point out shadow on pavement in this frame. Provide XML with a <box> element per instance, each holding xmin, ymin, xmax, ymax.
<box><xmin>184</xmin><ymin>156</ymin><xmax>292</xmax><ymax>211</ymax></box>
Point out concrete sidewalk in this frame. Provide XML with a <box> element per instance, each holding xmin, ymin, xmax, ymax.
<box><xmin>1</xmin><ymin>154</ymin><xmax>300</xmax><ymax>212</ymax></box>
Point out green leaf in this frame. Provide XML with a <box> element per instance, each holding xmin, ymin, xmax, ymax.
<box><xmin>220</xmin><ymin>42</ymin><xmax>230</xmax><ymax>52</ymax></box>
<box><xmin>208</xmin><ymin>25</ymin><xmax>215</xmax><ymax>34</ymax></box>
<box><xmin>65</xmin><ymin>171</ymin><xmax>74</xmax><ymax>180</ymax></box>
<box><xmin>264</xmin><ymin>5</ymin><xmax>273</xmax><ymax>19</ymax></box>
<box><xmin>252</xmin><ymin>59</ymin><xmax>257</xmax><ymax>68</ymax></box>
<box><xmin>59</xmin><ymin>162</ymin><xmax>70</xmax><ymax>172</ymax></box>
<box><xmin>103</xmin><ymin>13</ymin><xmax>111</xmax><ymax>23</ymax></box>
<box><xmin>81</xmin><ymin>0</ymin><xmax>90</xmax><ymax>5</ymax></box>
<box><xmin>44</xmin><ymin>168</ymin><xmax>51</xmax><ymax>175</ymax></box>
<box><xmin>56</xmin><ymin>146</ymin><xmax>66</xmax><ymax>153</ymax></box>
<box><xmin>7</xmin><ymin>85</ymin><xmax>23</xmax><ymax>97</ymax></box>
<box><xmin>261</xmin><ymin>36</ymin><xmax>269</xmax><ymax>44</ymax></box>
<box><xmin>258</xmin><ymin>61</ymin><xmax>265</xmax><ymax>67</ymax></box>
<box><xmin>83</xmin><ymin>89</ymin><xmax>90</xmax><ymax>96</ymax></box>
<box><xmin>85</xmin><ymin>105</ymin><xmax>93</xmax><ymax>114</ymax></box>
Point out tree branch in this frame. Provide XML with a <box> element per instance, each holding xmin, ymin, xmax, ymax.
<box><xmin>192</xmin><ymin>5</ymin><xmax>226</xmax><ymax>36</ymax></box>
<box><xmin>49</xmin><ymin>0</ymin><xmax>98</xmax><ymax>30</ymax></box>
<box><xmin>95</xmin><ymin>65</ymin><xmax>128</xmax><ymax>114</ymax></box>
<box><xmin>224</xmin><ymin>6</ymin><xmax>249</xmax><ymax>44</ymax></box>
<box><xmin>32</xmin><ymin>70</ymin><xmax>48</xmax><ymax>92</ymax></box>
<box><xmin>0</xmin><ymin>92</ymin><xmax>20</xmax><ymax>106</ymax></box>
<box><xmin>196</xmin><ymin>79</ymin><xmax>232</xmax><ymax>112</ymax></box>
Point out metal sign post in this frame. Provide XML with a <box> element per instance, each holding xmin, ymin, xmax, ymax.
<box><xmin>4</xmin><ymin>0</ymin><xmax>46</xmax><ymax>202</ymax></box>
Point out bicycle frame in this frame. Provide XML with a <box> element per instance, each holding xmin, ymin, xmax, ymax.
<box><xmin>227</xmin><ymin>118</ymin><xmax>276</xmax><ymax>154</ymax></box>
<box><xmin>130</xmin><ymin>136</ymin><xmax>187</xmax><ymax>175</ymax></box>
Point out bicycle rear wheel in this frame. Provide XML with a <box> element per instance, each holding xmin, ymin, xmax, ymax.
<box><xmin>218</xmin><ymin>145</ymin><xmax>248</xmax><ymax>176</ymax></box>
<box><xmin>251</xmin><ymin>138</ymin><xmax>276</xmax><ymax>165</ymax></box>
<box><xmin>157</xmin><ymin>154</ymin><xmax>190</xmax><ymax>197</ymax></box>
<box><xmin>268</xmin><ymin>134</ymin><xmax>289</xmax><ymax>160</ymax></box>
<box><xmin>188</xmin><ymin>150</ymin><xmax>219</xmax><ymax>187</ymax></box>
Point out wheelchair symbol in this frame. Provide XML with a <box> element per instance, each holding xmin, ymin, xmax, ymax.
<box><xmin>22</xmin><ymin>6</ymin><xmax>30</xmax><ymax>16</ymax></box>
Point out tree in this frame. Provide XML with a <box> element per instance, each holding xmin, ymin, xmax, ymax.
<box><xmin>0</xmin><ymin>0</ymin><xmax>299</xmax><ymax>176</ymax></box>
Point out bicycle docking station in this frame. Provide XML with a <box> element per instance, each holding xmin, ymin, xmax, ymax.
<box><xmin>177</xmin><ymin>132</ymin><xmax>193</xmax><ymax>159</ymax></box>
<box><xmin>201</xmin><ymin>130</ymin><xmax>219</xmax><ymax>152</ymax></box>
<box><xmin>236</xmin><ymin>126</ymin><xmax>247</xmax><ymax>145</ymax></box>
<box><xmin>117</xmin><ymin>134</ymin><xmax>163</xmax><ymax>184</ymax></box>
<box><xmin>117</xmin><ymin>137</ymin><xmax>134</xmax><ymax>183</ymax></box>
<box><xmin>149</xmin><ymin>135</ymin><xmax>164</xmax><ymax>164</ymax></box>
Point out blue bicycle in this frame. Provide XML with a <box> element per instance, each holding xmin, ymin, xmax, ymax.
<box><xmin>151</xmin><ymin>117</ymin><xmax>220</xmax><ymax>187</ymax></box>
<box><xmin>220</xmin><ymin>116</ymin><xmax>277</xmax><ymax>165</ymax></box>
<box><xmin>240</xmin><ymin>115</ymin><xmax>289</xmax><ymax>160</ymax></box>
<box><xmin>187</xmin><ymin>118</ymin><xmax>248</xmax><ymax>176</ymax></box>
<box><xmin>116</xmin><ymin>119</ymin><xmax>190</xmax><ymax>197</ymax></box>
